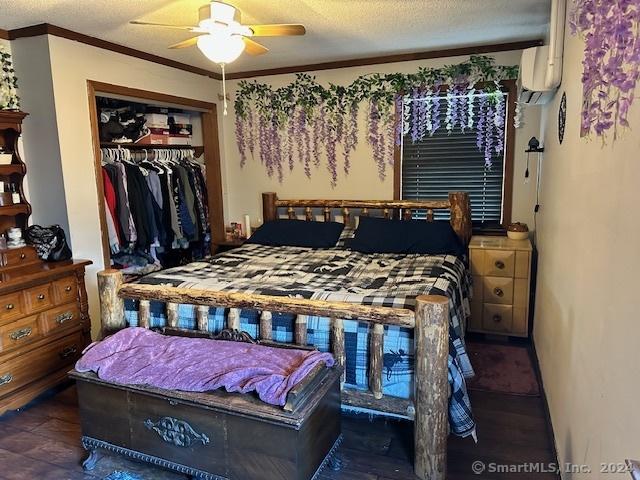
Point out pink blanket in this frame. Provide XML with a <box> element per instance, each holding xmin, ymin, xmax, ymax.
<box><xmin>75</xmin><ymin>327</ymin><xmax>335</xmax><ymax>406</ymax></box>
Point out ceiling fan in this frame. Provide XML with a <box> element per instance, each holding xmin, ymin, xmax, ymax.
<box><xmin>130</xmin><ymin>1</ymin><xmax>306</xmax><ymax>64</ymax></box>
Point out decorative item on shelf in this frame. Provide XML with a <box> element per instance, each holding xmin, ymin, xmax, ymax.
<box><xmin>507</xmin><ymin>222</ymin><xmax>529</xmax><ymax>240</ymax></box>
<box><xmin>0</xmin><ymin>45</ymin><xmax>19</xmax><ymax>111</ymax></box>
<box><xmin>0</xmin><ymin>181</ymin><xmax>12</xmax><ymax>206</ymax></box>
<box><xmin>0</xmin><ymin>148</ymin><xmax>12</xmax><ymax>165</ymax></box>
<box><xmin>228</xmin><ymin>222</ymin><xmax>244</xmax><ymax>240</ymax></box>
<box><xmin>243</xmin><ymin>214</ymin><xmax>251</xmax><ymax>238</ymax></box>
<box><xmin>558</xmin><ymin>91</ymin><xmax>566</xmax><ymax>144</ymax></box>
<box><xmin>6</xmin><ymin>226</ymin><xmax>25</xmax><ymax>249</ymax></box>
<box><xmin>233</xmin><ymin>55</ymin><xmax>518</xmax><ymax>186</ymax></box>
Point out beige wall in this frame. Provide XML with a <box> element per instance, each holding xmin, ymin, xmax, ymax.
<box><xmin>219</xmin><ymin>50</ymin><xmax>541</xmax><ymax>230</ymax></box>
<box><xmin>11</xmin><ymin>35</ymin><xmax>222</xmax><ymax>338</ymax></box>
<box><xmin>534</xmin><ymin>11</ymin><xmax>640</xmax><ymax>479</ymax></box>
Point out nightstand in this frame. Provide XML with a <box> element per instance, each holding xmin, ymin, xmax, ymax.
<box><xmin>468</xmin><ymin>235</ymin><xmax>533</xmax><ymax>337</ymax></box>
<box><xmin>214</xmin><ymin>238</ymin><xmax>246</xmax><ymax>253</ymax></box>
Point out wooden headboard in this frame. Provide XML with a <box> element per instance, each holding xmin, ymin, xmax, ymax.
<box><xmin>262</xmin><ymin>191</ymin><xmax>472</xmax><ymax>246</ymax></box>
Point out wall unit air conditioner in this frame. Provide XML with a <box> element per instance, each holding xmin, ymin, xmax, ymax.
<box><xmin>519</xmin><ymin>0</ymin><xmax>565</xmax><ymax>105</ymax></box>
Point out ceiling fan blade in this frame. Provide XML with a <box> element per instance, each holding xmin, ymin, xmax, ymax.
<box><xmin>248</xmin><ymin>24</ymin><xmax>306</xmax><ymax>36</ymax></box>
<box><xmin>242</xmin><ymin>37</ymin><xmax>269</xmax><ymax>56</ymax></box>
<box><xmin>168</xmin><ymin>36</ymin><xmax>203</xmax><ymax>49</ymax></box>
<box><xmin>130</xmin><ymin>20</ymin><xmax>205</xmax><ymax>32</ymax></box>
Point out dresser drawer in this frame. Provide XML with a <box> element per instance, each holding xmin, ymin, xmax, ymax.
<box><xmin>0</xmin><ymin>331</ymin><xmax>83</xmax><ymax>398</ymax></box>
<box><xmin>0</xmin><ymin>292</ymin><xmax>25</xmax><ymax>326</ymax></box>
<box><xmin>483</xmin><ymin>250</ymin><xmax>515</xmax><ymax>277</ymax></box>
<box><xmin>24</xmin><ymin>283</ymin><xmax>54</xmax><ymax>313</ymax></box>
<box><xmin>482</xmin><ymin>276</ymin><xmax>513</xmax><ymax>304</ymax></box>
<box><xmin>2</xmin><ymin>247</ymin><xmax>40</xmax><ymax>270</ymax></box>
<box><xmin>482</xmin><ymin>304</ymin><xmax>513</xmax><ymax>333</ymax></box>
<box><xmin>0</xmin><ymin>315</ymin><xmax>41</xmax><ymax>353</ymax></box>
<box><xmin>41</xmin><ymin>303</ymin><xmax>81</xmax><ymax>335</ymax></box>
<box><xmin>53</xmin><ymin>276</ymin><xmax>78</xmax><ymax>305</ymax></box>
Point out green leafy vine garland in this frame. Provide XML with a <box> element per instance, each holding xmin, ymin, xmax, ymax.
<box><xmin>0</xmin><ymin>45</ymin><xmax>19</xmax><ymax>110</ymax></box>
<box><xmin>234</xmin><ymin>55</ymin><xmax>518</xmax><ymax>186</ymax></box>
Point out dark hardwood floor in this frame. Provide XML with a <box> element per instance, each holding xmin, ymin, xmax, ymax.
<box><xmin>0</xmin><ymin>382</ymin><xmax>558</xmax><ymax>480</ymax></box>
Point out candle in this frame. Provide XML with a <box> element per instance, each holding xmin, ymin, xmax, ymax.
<box><xmin>244</xmin><ymin>214</ymin><xmax>251</xmax><ymax>238</ymax></box>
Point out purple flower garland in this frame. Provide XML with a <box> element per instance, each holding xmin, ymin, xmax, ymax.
<box><xmin>570</xmin><ymin>0</ymin><xmax>640</xmax><ymax>139</ymax></box>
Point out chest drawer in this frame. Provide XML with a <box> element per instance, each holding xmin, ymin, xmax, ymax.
<box><xmin>0</xmin><ymin>315</ymin><xmax>41</xmax><ymax>353</ymax></box>
<box><xmin>482</xmin><ymin>304</ymin><xmax>513</xmax><ymax>333</ymax></box>
<box><xmin>482</xmin><ymin>276</ymin><xmax>513</xmax><ymax>304</ymax></box>
<box><xmin>483</xmin><ymin>250</ymin><xmax>515</xmax><ymax>277</ymax></box>
<box><xmin>2</xmin><ymin>247</ymin><xmax>40</xmax><ymax>270</ymax></box>
<box><xmin>0</xmin><ymin>292</ymin><xmax>24</xmax><ymax>326</ymax></box>
<box><xmin>24</xmin><ymin>283</ymin><xmax>54</xmax><ymax>313</ymax></box>
<box><xmin>41</xmin><ymin>303</ymin><xmax>81</xmax><ymax>335</ymax></box>
<box><xmin>53</xmin><ymin>276</ymin><xmax>78</xmax><ymax>305</ymax></box>
<box><xmin>0</xmin><ymin>331</ymin><xmax>83</xmax><ymax>398</ymax></box>
<box><xmin>128</xmin><ymin>393</ymin><xmax>227</xmax><ymax>475</ymax></box>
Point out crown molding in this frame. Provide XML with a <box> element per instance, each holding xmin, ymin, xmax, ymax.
<box><xmin>7</xmin><ymin>23</ymin><xmax>223</xmax><ymax>80</ymax></box>
<box><xmin>225</xmin><ymin>39</ymin><xmax>542</xmax><ymax>80</ymax></box>
<box><xmin>0</xmin><ymin>28</ymin><xmax>9</xmax><ymax>40</ymax></box>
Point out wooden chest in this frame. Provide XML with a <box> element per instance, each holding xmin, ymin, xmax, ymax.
<box><xmin>0</xmin><ymin>256</ymin><xmax>91</xmax><ymax>414</ymax></box>
<box><xmin>71</xmin><ymin>366</ymin><xmax>342</xmax><ymax>480</ymax></box>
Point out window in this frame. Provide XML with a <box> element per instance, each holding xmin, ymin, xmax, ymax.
<box><xmin>396</xmin><ymin>82</ymin><xmax>514</xmax><ymax>232</ymax></box>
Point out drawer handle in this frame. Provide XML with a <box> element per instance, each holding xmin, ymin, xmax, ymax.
<box><xmin>494</xmin><ymin>260</ymin><xmax>505</xmax><ymax>270</ymax></box>
<box><xmin>0</xmin><ymin>374</ymin><xmax>12</xmax><ymax>387</ymax></box>
<box><xmin>493</xmin><ymin>287</ymin><xmax>504</xmax><ymax>297</ymax></box>
<box><xmin>56</xmin><ymin>312</ymin><xmax>74</xmax><ymax>324</ymax></box>
<box><xmin>144</xmin><ymin>417</ymin><xmax>210</xmax><ymax>447</ymax></box>
<box><xmin>64</xmin><ymin>286</ymin><xmax>72</xmax><ymax>292</ymax></box>
<box><xmin>9</xmin><ymin>327</ymin><xmax>32</xmax><ymax>341</ymax></box>
<box><xmin>59</xmin><ymin>345</ymin><xmax>78</xmax><ymax>359</ymax></box>
<box><xmin>5</xmin><ymin>303</ymin><xmax>14</xmax><ymax>310</ymax></box>
<box><xmin>19</xmin><ymin>253</ymin><xmax>26</xmax><ymax>260</ymax></box>
<box><xmin>492</xmin><ymin>314</ymin><xmax>502</xmax><ymax>323</ymax></box>
<box><xmin>37</xmin><ymin>294</ymin><xmax>45</xmax><ymax>300</ymax></box>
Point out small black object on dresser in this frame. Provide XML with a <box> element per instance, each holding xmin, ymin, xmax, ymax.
<box><xmin>71</xmin><ymin>363</ymin><xmax>342</xmax><ymax>480</ymax></box>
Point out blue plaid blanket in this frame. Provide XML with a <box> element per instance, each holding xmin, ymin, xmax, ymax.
<box><xmin>123</xmin><ymin>243</ymin><xmax>476</xmax><ymax>437</ymax></box>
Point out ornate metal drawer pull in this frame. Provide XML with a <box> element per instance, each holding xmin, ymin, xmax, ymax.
<box><xmin>64</xmin><ymin>286</ymin><xmax>72</xmax><ymax>292</ymax></box>
<box><xmin>5</xmin><ymin>303</ymin><xmax>14</xmax><ymax>310</ymax></box>
<box><xmin>144</xmin><ymin>417</ymin><xmax>210</xmax><ymax>448</ymax></box>
<box><xmin>56</xmin><ymin>312</ymin><xmax>74</xmax><ymax>324</ymax></box>
<box><xmin>0</xmin><ymin>374</ymin><xmax>13</xmax><ymax>386</ymax></box>
<box><xmin>493</xmin><ymin>287</ymin><xmax>504</xmax><ymax>297</ymax></box>
<box><xmin>59</xmin><ymin>345</ymin><xmax>78</xmax><ymax>359</ymax></box>
<box><xmin>37</xmin><ymin>294</ymin><xmax>45</xmax><ymax>300</ymax></box>
<box><xmin>9</xmin><ymin>327</ymin><xmax>32</xmax><ymax>341</ymax></box>
<box><xmin>494</xmin><ymin>260</ymin><xmax>505</xmax><ymax>269</ymax></box>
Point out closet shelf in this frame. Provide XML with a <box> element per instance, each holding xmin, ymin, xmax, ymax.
<box><xmin>0</xmin><ymin>204</ymin><xmax>30</xmax><ymax>217</ymax></box>
<box><xmin>100</xmin><ymin>143</ymin><xmax>203</xmax><ymax>150</ymax></box>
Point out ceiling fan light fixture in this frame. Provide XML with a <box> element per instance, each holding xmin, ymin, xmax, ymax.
<box><xmin>197</xmin><ymin>33</ymin><xmax>245</xmax><ymax>64</ymax></box>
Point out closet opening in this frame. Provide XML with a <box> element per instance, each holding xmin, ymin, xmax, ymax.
<box><xmin>87</xmin><ymin>81</ymin><xmax>224</xmax><ymax>280</ymax></box>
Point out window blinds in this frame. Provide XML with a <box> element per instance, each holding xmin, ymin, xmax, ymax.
<box><xmin>401</xmin><ymin>93</ymin><xmax>507</xmax><ymax>226</ymax></box>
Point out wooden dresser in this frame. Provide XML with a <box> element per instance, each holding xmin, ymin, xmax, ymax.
<box><xmin>0</xmin><ymin>254</ymin><xmax>91</xmax><ymax>414</ymax></box>
<box><xmin>468</xmin><ymin>235</ymin><xmax>532</xmax><ymax>337</ymax></box>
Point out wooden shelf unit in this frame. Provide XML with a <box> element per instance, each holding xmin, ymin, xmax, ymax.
<box><xmin>0</xmin><ymin>111</ymin><xmax>31</xmax><ymax>233</ymax></box>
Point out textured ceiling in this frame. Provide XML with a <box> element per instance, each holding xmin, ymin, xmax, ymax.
<box><xmin>0</xmin><ymin>0</ymin><xmax>550</xmax><ymax>74</ymax></box>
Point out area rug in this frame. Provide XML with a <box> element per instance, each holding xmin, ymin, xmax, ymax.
<box><xmin>465</xmin><ymin>342</ymin><xmax>540</xmax><ymax>396</ymax></box>
<box><xmin>103</xmin><ymin>472</ymin><xmax>142</xmax><ymax>480</ymax></box>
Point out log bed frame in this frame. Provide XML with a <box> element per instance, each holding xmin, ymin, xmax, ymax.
<box><xmin>97</xmin><ymin>191</ymin><xmax>472</xmax><ymax>480</ymax></box>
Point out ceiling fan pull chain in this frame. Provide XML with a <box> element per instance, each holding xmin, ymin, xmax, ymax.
<box><xmin>221</xmin><ymin>63</ymin><xmax>228</xmax><ymax>116</ymax></box>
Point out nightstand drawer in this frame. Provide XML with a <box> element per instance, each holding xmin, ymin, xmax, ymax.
<box><xmin>483</xmin><ymin>250</ymin><xmax>515</xmax><ymax>277</ymax></box>
<box><xmin>483</xmin><ymin>276</ymin><xmax>513</xmax><ymax>304</ymax></box>
<box><xmin>482</xmin><ymin>304</ymin><xmax>513</xmax><ymax>333</ymax></box>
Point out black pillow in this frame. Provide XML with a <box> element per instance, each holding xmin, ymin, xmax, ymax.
<box><xmin>247</xmin><ymin>219</ymin><xmax>345</xmax><ymax>248</ymax></box>
<box><xmin>349</xmin><ymin>216</ymin><xmax>464</xmax><ymax>256</ymax></box>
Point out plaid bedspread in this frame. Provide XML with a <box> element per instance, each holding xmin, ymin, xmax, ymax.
<box><xmin>123</xmin><ymin>243</ymin><xmax>476</xmax><ymax>437</ymax></box>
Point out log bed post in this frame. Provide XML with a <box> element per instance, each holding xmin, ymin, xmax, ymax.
<box><xmin>448</xmin><ymin>192</ymin><xmax>472</xmax><ymax>246</ymax></box>
<box><xmin>414</xmin><ymin>295</ymin><xmax>449</xmax><ymax>480</ymax></box>
<box><xmin>97</xmin><ymin>269</ymin><xmax>125</xmax><ymax>337</ymax></box>
<box><xmin>262</xmin><ymin>192</ymin><xmax>278</xmax><ymax>222</ymax></box>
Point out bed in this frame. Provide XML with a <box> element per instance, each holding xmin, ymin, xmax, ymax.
<box><xmin>97</xmin><ymin>191</ymin><xmax>473</xmax><ymax>480</ymax></box>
